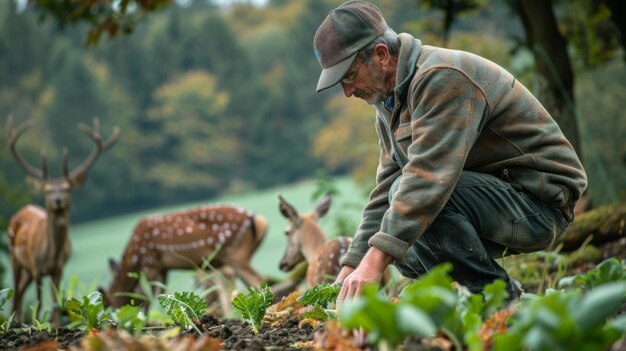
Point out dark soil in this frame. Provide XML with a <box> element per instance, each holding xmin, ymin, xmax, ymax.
<box><xmin>0</xmin><ymin>315</ymin><xmax>322</xmax><ymax>351</ymax></box>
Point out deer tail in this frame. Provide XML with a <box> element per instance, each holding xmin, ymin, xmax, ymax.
<box><xmin>250</xmin><ymin>214</ymin><xmax>268</xmax><ymax>244</ymax></box>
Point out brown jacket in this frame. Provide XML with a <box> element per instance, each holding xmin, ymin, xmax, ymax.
<box><xmin>340</xmin><ymin>33</ymin><xmax>587</xmax><ymax>268</ymax></box>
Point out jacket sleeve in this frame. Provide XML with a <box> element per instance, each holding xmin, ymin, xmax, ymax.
<box><xmin>367</xmin><ymin>67</ymin><xmax>488</xmax><ymax>263</ymax></box>
<box><xmin>339</xmin><ymin>114</ymin><xmax>402</xmax><ymax>268</ymax></box>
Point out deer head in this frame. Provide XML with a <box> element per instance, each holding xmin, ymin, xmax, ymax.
<box><xmin>278</xmin><ymin>193</ymin><xmax>351</xmax><ymax>286</ymax></box>
<box><xmin>7</xmin><ymin>116</ymin><xmax>120</xmax><ymax>215</ymax></box>
<box><xmin>6</xmin><ymin>115</ymin><xmax>119</xmax><ymax>323</ymax></box>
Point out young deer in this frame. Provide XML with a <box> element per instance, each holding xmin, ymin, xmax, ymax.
<box><xmin>102</xmin><ymin>204</ymin><xmax>268</xmax><ymax>313</ymax></box>
<box><xmin>278</xmin><ymin>194</ymin><xmax>352</xmax><ymax>287</ymax></box>
<box><xmin>6</xmin><ymin>116</ymin><xmax>119</xmax><ymax>323</ymax></box>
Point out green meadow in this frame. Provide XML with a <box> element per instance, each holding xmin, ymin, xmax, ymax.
<box><xmin>2</xmin><ymin>176</ymin><xmax>368</xmax><ymax>305</ymax></box>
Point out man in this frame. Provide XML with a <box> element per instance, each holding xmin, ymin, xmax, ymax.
<box><xmin>312</xmin><ymin>0</ymin><xmax>587</xmax><ymax>303</ymax></box>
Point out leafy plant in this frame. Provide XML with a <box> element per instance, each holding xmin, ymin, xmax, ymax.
<box><xmin>0</xmin><ymin>288</ymin><xmax>13</xmax><ymax>312</ymax></box>
<box><xmin>30</xmin><ymin>302</ymin><xmax>52</xmax><ymax>332</ymax></box>
<box><xmin>0</xmin><ymin>288</ymin><xmax>15</xmax><ymax>332</ymax></box>
<box><xmin>232</xmin><ymin>283</ymin><xmax>274</xmax><ymax>334</ymax></box>
<box><xmin>158</xmin><ymin>291</ymin><xmax>207</xmax><ymax>333</ymax></box>
<box><xmin>559</xmin><ymin>257</ymin><xmax>626</xmax><ymax>290</ymax></box>
<box><xmin>493</xmin><ymin>281</ymin><xmax>626</xmax><ymax>351</ymax></box>
<box><xmin>339</xmin><ymin>283</ymin><xmax>437</xmax><ymax>351</ymax></box>
<box><xmin>65</xmin><ymin>291</ymin><xmax>111</xmax><ymax>331</ymax></box>
<box><xmin>298</xmin><ymin>282</ymin><xmax>341</xmax><ymax>321</ymax></box>
<box><xmin>110</xmin><ymin>304</ymin><xmax>147</xmax><ymax>336</ymax></box>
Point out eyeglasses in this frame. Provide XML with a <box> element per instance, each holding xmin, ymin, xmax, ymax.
<box><xmin>340</xmin><ymin>58</ymin><xmax>364</xmax><ymax>85</ymax></box>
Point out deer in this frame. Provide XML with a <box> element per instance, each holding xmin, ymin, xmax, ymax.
<box><xmin>5</xmin><ymin>115</ymin><xmax>120</xmax><ymax>324</ymax></box>
<box><xmin>278</xmin><ymin>193</ymin><xmax>354</xmax><ymax>287</ymax></box>
<box><xmin>101</xmin><ymin>204</ymin><xmax>268</xmax><ymax>315</ymax></box>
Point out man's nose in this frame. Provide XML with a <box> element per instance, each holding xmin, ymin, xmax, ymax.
<box><xmin>341</xmin><ymin>82</ymin><xmax>356</xmax><ymax>97</ymax></box>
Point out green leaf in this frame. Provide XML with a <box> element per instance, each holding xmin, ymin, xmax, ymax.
<box><xmin>301</xmin><ymin>304</ymin><xmax>334</xmax><ymax>321</ymax></box>
<box><xmin>609</xmin><ymin>314</ymin><xmax>626</xmax><ymax>333</ymax></box>
<box><xmin>158</xmin><ymin>291</ymin><xmax>208</xmax><ymax>330</ymax></box>
<box><xmin>574</xmin><ymin>281</ymin><xmax>626</xmax><ymax>331</ymax></box>
<box><xmin>396</xmin><ymin>305</ymin><xmax>437</xmax><ymax>337</ymax></box>
<box><xmin>113</xmin><ymin>304</ymin><xmax>146</xmax><ymax>335</ymax></box>
<box><xmin>0</xmin><ymin>289</ymin><xmax>13</xmax><ymax>311</ymax></box>
<box><xmin>231</xmin><ymin>283</ymin><xmax>274</xmax><ymax>334</ymax></box>
<box><xmin>64</xmin><ymin>291</ymin><xmax>107</xmax><ymax>330</ymax></box>
<box><xmin>299</xmin><ymin>282</ymin><xmax>341</xmax><ymax>307</ymax></box>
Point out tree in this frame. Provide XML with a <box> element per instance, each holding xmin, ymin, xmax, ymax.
<box><xmin>28</xmin><ymin>0</ymin><xmax>171</xmax><ymax>45</ymax></box>
<box><xmin>141</xmin><ymin>70</ymin><xmax>239</xmax><ymax>200</ymax></box>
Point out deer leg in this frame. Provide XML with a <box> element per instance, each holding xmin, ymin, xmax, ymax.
<box><xmin>50</xmin><ymin>271</ymin><xmax>63</xmax><ymax>326</ymax></box>
<box><xmin>12</xmin><ymin>265</ymin><xmax>30</xmax><ymax>321</ymax></box>
<box><xmin>34</xmin><ymin>275</ymin><xmax>44</xmax><ymax>322</ymax></box>
<box><xmin>233</xmin><ymin>262</ymin><xmax>265</xmax><ymax>288</ymax></box>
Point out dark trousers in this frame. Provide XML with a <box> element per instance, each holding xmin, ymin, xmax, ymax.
<box><xmin>392</xmin><ymin>171</ymin><xmax>570</xmax><ymax>296</ymax></box>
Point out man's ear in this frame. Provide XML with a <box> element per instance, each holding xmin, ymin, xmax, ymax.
<box><xmin>373</xmin><ymin>43</ymin><xmax>395</xmax><ymax>72</ymax></box>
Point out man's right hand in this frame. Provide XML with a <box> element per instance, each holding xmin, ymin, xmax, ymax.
<box><xmin>334</xmin><ymin>266</ymin><xmax>355</xmax><ymax>286</ymax></box>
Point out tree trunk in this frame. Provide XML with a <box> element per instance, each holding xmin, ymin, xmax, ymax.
<box><xmin>550</xmin><ymin>201</ymin><xmax>626</xmax><ymax>252</ymax></box>
<box><xmin>517</xmin><ymin>0</ymin><xmax>581</xmax><ymax>155</ymax></box>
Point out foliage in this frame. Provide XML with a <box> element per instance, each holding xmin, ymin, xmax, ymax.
<box><xmin>298</xmin><ymin>282</ymin><xmax>341</xmax><ymax>321</ymax></box>
<box><xmin>110</xmin><ymin>304</ymin><xmax>147</xmax><ymax>336</ymax></box>
<box><xmin>338</xmin><ymin>262</ymin><xmax>626</xmax><ymax>351</ymax></box>
<box><xmin>559</xmin><ymin>257</ymin><xmax>626</xmax><ymax>290</ymax></box>
<box><xmin>65</xmin><ymin>291</ymin><xmax>111</xmax><ymax>331</ymax></box>
<box><xmin>30</xmin><ymin>302</ymin><xmax>52</xmax><ymax>332</ymax></box>
<box><xmin>299</xmin><ymin>281</ymin><xmax>341</xmax><ymax>307</ymax></box>
<box><xmin>29</xmin><ymin>0</ymin><xmax>171</xmax><ymax>45</ymax></box>
<box><xmin>0</xmin><ymin>289</ymin><xmax>15</xmax><ymax>332</ymax></box>
<box><xmin>493</xmin><ymin>283</ymin><xmax>626</xmax><ymax>351</ymax></box>
<box><xmin>231</xmin><ymin>283</ymin><xmax>274</xmax><ymax>334</ymax></box>
<box><xmin>1</xmin><ymin>0</ymin><xmax>623</xmax><ymax>224</ymax></box>
<box><xmin>0</xmin><ymin>289</ymin><xmax>13</xmax><ymax>312</ymax></box>
<box><xmin>339</xmin><ymin>283</ymin><xmax>437</xmax><ymax>350</ymax></box>
<box><xmin>157</xmin><ymin>291</ymin><xmax>207</xmax><ymax>333</ymax></box>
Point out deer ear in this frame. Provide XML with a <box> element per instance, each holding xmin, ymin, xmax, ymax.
<box><xmin>314</xmin><ymin>192</ymin><xmax>332</xmax><ymax>219</ymax></box>
<box><xmin>108</xmin><ymin>258</ymin><xmax>119</xmax><ymax>273</ymax></box>
<box><xmin>278</xmin><ymin>195</ymin><xmax>299</xmax><ymax>221</ymax></box>
<box><xmin>26</xmin><ymin>176</ymin><xmax>45</xmax><ymax>192</ymax></box>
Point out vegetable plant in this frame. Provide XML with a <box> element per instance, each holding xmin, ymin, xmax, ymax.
<box><xmin>110</xmin><ymin>304</ymin><xmax>147</xmax><ymax>336</ymax></box>
<box><xmin>0</xmin><ymin>288</ymin><xmax>14</xmax><ymax>332</ymax></box>
<box><xmin>0</xmin><ymin>288</ymin><xmax>13</xmax><ymax>312</ymax></box>
<box><xmin>30</xmin><ymin>302</ymin><xmax>52</xmax><ymax>332</ymax></box>
<box><xmin>493</xmin><ymin>281</ymin><xmax>626</xmax><ymax>351</ymax></box>
<box><xmin>232</xmin><ymin>283</ymin><xmax>274</xmax><ymax>334</ymax></box>
<box><xmin>559</xmin><ymin>257</ymin><xmax>626</xmax><ymax>290</ymax></box>
<box><xmin>339</xmin><ymin>283</ymin><xmax>437</xmax><ymax>351</ymax></box>
<box><xmin>298</xmin><ymin>281</ymin><xmax>341</xmax><ymax>321</ymax></box>
<box><xmin>65</xmin><ymin>291</ymin><xmax>111</xmax><ymax>331</ymax></box>
<box><xmin>158</xmin><ymin>291</ymin><xmax>207</xmax><ymax>333</ymax></box>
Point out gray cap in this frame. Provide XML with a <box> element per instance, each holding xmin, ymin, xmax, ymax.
<box><xmin>313</xmin><ymin>1</ymin><xmax>387</xmax><ymax>92</ymax></box>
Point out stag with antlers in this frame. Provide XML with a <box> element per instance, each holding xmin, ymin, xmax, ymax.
<box><xmin>5</xmin><ymin>116</ymin><xmax>119</xmax><ymax>323</ymax></box>
<box><xmin>102</xmin><ymin>204</ymin><xmax>268</xmax><ymax>314</ymax></box>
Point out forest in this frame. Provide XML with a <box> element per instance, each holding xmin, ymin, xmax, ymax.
<box><xmin>0</xmin><ymin>0</ymin><xmax>623</xmax><ymax>226</ymax></box>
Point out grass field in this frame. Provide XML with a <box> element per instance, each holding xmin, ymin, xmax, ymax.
<box><xmin>1</xmin><ymin>176</ymin><xmax>369</xmax><ymax>309</ymax></box>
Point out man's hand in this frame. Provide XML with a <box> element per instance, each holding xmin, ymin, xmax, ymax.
<box><xmin>336</xmin><ymin>247</ymin><xmax>392</xmax><ymax>307</ymax></box>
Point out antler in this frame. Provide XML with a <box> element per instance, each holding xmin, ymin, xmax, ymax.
<box><xmin>65</xmin><ymin>117</ymin><xmax>120</xmax><ymax>181</ymax></box>
<box><xmin>6</xmin><ymin>115</ymin><xmax>48</xmax><ymax>179</ymax></box>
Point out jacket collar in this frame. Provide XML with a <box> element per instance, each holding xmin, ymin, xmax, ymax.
<box><xmin>394</xmin><ymin>33</ymin><xmax>422</xmax><ymax>103</ymax></box>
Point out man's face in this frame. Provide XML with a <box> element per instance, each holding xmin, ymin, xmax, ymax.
<box><xmin>340</xmin><ymin>57</ymin><xmax>391</xmax><ymax>105</ymax></box>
